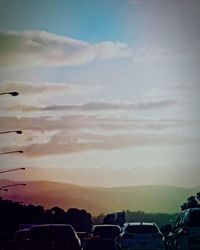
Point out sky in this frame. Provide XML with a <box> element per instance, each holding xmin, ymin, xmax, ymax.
<box><xmin>0</xmin><ymin>0</ymin><xmax>200</xmax><ymax>187</ymax></box>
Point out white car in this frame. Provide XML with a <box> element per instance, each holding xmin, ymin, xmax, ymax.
<box><xmin>115</xmin><ymin>222</ymin><xmax>165</xmax><ymax>250</ymax></box>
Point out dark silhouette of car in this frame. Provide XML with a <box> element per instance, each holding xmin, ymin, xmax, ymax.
<box><xmin>166</xmin><ymin>208</ymin><xmax>200</xmax><ymax>250</ymax></box>
<box><xmin>77</xmin><ymin>232</ymin><xmax>89</xmax><ymax>249</ymax></box>
<box><xmin>24</xmin><ymin>224</ymin><xmax>82</xmax><ymax>250</ymax></box>
<box><xmin>86</xmin><ymin>224</ymin><xmax>121</xmax><ymax>250</ymax></box>
<box><xmin>12</xmin><ymin>228</ymin><xmax>30</xmax><ymax>250</ymax></box>
<box><xmin>115</xmin><ymin>222</ymin><xmax>165</xmax><ymax>250</ymax></box>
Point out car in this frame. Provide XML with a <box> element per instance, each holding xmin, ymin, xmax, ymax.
<box><xmin>77</xmin><ymin>232</ymin><xmax>89</xmax><ymax>249</ymax></box>
<box><xmin>12</xmin><ymin>228</ymin><xmax>30</xmax><ymax>250</ymax></box>
<box><xmin>86</xmin><ymin>224</ymin><xmax>121</xmax><ymax>250</ymax></box>
<box><xmin>24</xmin><ymin>224</ymin><xmax>82</xmax><ymax>250</ymax></box>
<box><xmin>166</xmin><ymin>208</ymin><xmax>200</xmax><ymax>250</ymax></box>
<box><xmin>115</xmin><ymin>222</ymin><xmax>165</xmax><ymax>250</ymax></box>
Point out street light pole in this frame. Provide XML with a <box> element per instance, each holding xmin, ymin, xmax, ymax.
<box><xmin>0</xmin><ymin>92</ymin><xmax>19</xmax><ymax>96</ymax></box>
<box><xmin>0</xmin><ymin>150</ymin><xmax>23</xmax><ymax>155</ymax></box>
<box><xmin>0</xmin><ymin>130</ymin><xmax>22</xmax><ymax>135</ymax></box>
<box><xmin>0</xmin><ymin>183</ymin><xmax>26</xmax><ymax>198</ymax></box>
<box><xmin>0</xmin><ymin>167</ymin><xmax>26</xmax><ymax>174</ymax></box>
<box><xmin>0</xmin><ymin>183</ymin><xmax>26</xmax><ymax>189</ymax></box>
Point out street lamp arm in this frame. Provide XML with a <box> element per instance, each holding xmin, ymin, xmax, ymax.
<box><xmin>0</xmin><ymin>150</ymin><xmax>23</xmax><ymax>155</ymax></box>
<box><xmin>0</xmin><ymin>188</ymin><xmax>8</xmax><ymax>192</ymax></box>
<box><xmin>0</xmin><ymin>130</ymin><xmax>22</xmax><ymax>135</ymax></box>
<box><xmin>0</xmin><ymin>92</ymin><xmax>19</xmax><ymax>96</ymax></box>
<box><xmin>0</xmin><ymin>167</ymin><xmax>26</xmax><ymax>174</ymax></box>
<box><xmin>0</xmin><ymin>183</ymin><xmax>26</xmax><ymax>190</ymax></box>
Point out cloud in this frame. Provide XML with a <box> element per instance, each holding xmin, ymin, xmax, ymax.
<box><xmin>0</xmin><ymin>81</ymin><xmax>101</xmax><ymax>96</ymax></box>
<box><xmin>0</xmin><ymin>115</ymin><xmax>199</xmax><ymax>133</ymax></box>
<box><xmin>6</xmin><ymin>99</ymin><xmax>177</xmax><ymax>112</ymax></box>
<box><xmin>1</xmin><ymin>114</ymin><xmax>199</xmax><ymax>157</ymax></box>
<box><xmin>142</xmin><ymin>83</ymin><xmax>200</xmax><ymax>105</ymax></box>
<box><xmin>0</xmin><ymin>31</ymin><xmax>130</xmax><ymax>68</ymax></box>
<box><xmin>168</xmin><ymin>83</ymin><xmax>200</xmax><ymax>92</ymax></box>
<box><xmin>132</xmin><ymin>47</ymin><xmax>200</xmax><ymax>63</ymax></box>
<box><xmin>12</xmin><ymin>132</ymin><xmax>199</xmax><ymax>157</ymax></box>
<box><xmin>133</xmin><ymin>47</ymin><xmax>170</xmax><ymax>62</ymax></box>
<box><xmin>0</xmin><ymin>30</ymin><xmax>198</xmax><ymax>69</ymax></box>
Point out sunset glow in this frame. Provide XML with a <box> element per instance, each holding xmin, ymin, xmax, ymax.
<box><xmin>0</xmin><ymin>0</ymin><xmax>200</xmax><ymax>188</ymax></box>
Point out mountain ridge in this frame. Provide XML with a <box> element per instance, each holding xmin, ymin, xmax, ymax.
<box><xmin>0</xmin><ymin>179</ymin><xmax>199</xmax><ymax>215</ymax></box>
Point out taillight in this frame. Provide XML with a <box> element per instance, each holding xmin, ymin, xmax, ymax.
<box><xmin>182</xmin><ymin>226</ymin><xmax>189</xmax><ymax>235</ymax></box>
<box><xmin>93</xmin><ymin>235</ymin><xmax>100</xmax><ymax>240</ymax></box>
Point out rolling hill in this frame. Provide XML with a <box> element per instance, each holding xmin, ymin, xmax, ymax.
<box><xmin>0</xmin><ymin>179</ymin><xmax>199</xmax><ymax>215</ymax></box>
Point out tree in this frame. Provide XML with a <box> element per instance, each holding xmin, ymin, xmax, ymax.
<box><xmin>187</xmin><ymin>196</ymin><xmax>198</xmax><ymax>208</ymax></box>
<box><xmin>196</xmin><ymin>192</ymin><xmax>200</xmax><ymax>202</ymax></box>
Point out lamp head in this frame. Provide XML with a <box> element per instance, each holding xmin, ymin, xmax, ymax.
<box><xmin>10</xmin><ymin>92</ymin><xmax>19</xmax><ymax>96</ymax></box>
<box><xmin>16</xmin><ymin>131</ymin><xmax>22</xmax><ymax>134</ymax></box>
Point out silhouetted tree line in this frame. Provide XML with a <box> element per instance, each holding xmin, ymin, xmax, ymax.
<box><xmin>181</xmin><ymin>192</ymin><xmax>200</xmax><ymax>211</ymax></box>
<box><xmin>1</xmin><ymin>192</ymin><xmax>199</xmax><ymax>247</ymax></box>
<box><xmin>0</xmin><ymin>199</ymin><xmax>92</xmax><ymax>247</ymax></box>
<box><xmin>94</xmin><ymin>210</ymin><xmax>178</xmax><ymax>227</ymax></box>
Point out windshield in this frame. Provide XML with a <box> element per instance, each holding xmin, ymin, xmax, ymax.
<box><xmin>31</xmin><ymin>226</ymin><xmax>75</xmax><ymax>240</ymax></box>
<box><xmin>126</xmin><ymin>225</ymin><xmax>158</xmax><ymax>234</ymax></box>
<box><xmin>189</xmin><ymin>210</ymin><xmax>200</xmax><ymax>226</ymax></box>
<box><xmin>93</xmin><ymin>226</ymin><xmax>120</xmax><ymax>236</ymax></box>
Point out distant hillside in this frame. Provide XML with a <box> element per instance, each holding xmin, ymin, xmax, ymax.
<box><xmin>3</xmin><ymin>166</ymin><xmax>200</xmax><ymax>188</ymax></box>
<box><xmin>0</xmin><ymin>180</ymin><xmax>199</xmax><ymax>215</ymax></box>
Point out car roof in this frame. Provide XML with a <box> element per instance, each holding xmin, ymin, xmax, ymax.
<box><xmin>124</xmin><ymin>222</ymin><xmax>156</xmax><ymax>226</ymax></box>
<box><xmin>16</xmin><ymin>228</ymin><xmax>30</xmax><ymax>232</ymax></box>
<box><xmin>15</xmin><ymin>228</ymin><xmax>30</xmax><ymax>235</ymax></box>
<box><xmin>31</xmin><ymin>224</ymin><xmax>73</xmax><ymax>229</ymax></box>
<box><xmin>93</xmin><ymin>224</ymin><xmax>121</xmax><ymax>228</ymax></box>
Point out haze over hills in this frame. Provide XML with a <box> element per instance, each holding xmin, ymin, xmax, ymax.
<box><xmin>0</xmin><ymin>179</ymin><xmax>199</xmax><ymax>215</ymax></box>
<box><xmin>2</xmin><ymin>165</ymin><xmax>200</xmax><ymax>188</ymax></box>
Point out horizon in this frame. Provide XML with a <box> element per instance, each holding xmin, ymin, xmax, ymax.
<box><xmin>0</xmin><ymin>165</ymin><xmax>200</xmax><ymax>188</ymax></box>
<box><xmin>1</xmin><ymin>178</ymin><xmax>200</xmax><ymax>189</ymax></box>
<box><xmin>0</xmin><ymin>0</ymin><xmax>200</xmax><ymax>189</ymax></box>
<box><xmin>0</xmin><ymin>179</ymin><xmax>199</xmax><ymax>215</ymax></box>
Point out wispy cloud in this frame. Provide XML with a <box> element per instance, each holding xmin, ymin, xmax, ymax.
<box><xmin>0</xmin><ymin>114</ymin><xmax>199</xmax><ymax>157</ymax></box>
<box><xmin>0</xmin><ymin>115</ymin><xmax>199</xmax><ymax>133</ymax></box>
<box><xmin>10</xmin><ymin>132</ymin><xmax>199</xmax><ymax>157</ymax></box>
<box><xmin>0</xmin><ymin>81</ymin><xmax>101</xmax><ymax>96</ymax></box>
<box><xmin>167</xmin><ymin>83</ymin><xmax>200</xmax><ymax>92</ymax></box>
<box><xmin>132</xmin><ymin>47</ymin><xmax>200</xmax><ymax>63</ymax></box>
<box><xmin>142</xmin><ymin>83</ymin><xmax>200</xmax><ymax>105</ymax></box>
<box><xmin>0</xmin><ymin>31</ymin><xmax>130</xmax><ymax>68</ymax></box>
<box><xmin>1</xmin><ymin>31</ymin><xmax>196</xmax><ymax>68</ymax></box>
<box><xmin>6</xmin><ymin>99</ymin><xmax>177</xmax><ymax>112</ymax></box>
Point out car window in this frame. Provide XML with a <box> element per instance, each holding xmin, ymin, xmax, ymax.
<box><xmin>188</xmin><ymin>210</ymin><xmax>200</xmax><ymax>226</ymax></box>
<box><xmin>179</xmin><ymin>212</ymin><xmax>187</xmax><ymax>226</ymax></box>
<box><xmin>174</xmin><ymin>214</ymin><xmax>182</xmax><ymax>228</ymax></box>
<box><xmin>125</xmin><ymin>225</ymin><xmax>158</xmax><ymax>234</ymax></box>
<box><xmin>31</xmin><ymin>226</ymin><xmax>75</xmax><ymax>240</ymax></box>
<box><xmin>93</xmin><ymin>226</ymin><xmax>121</xmax><ymax>236</ymax></box>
